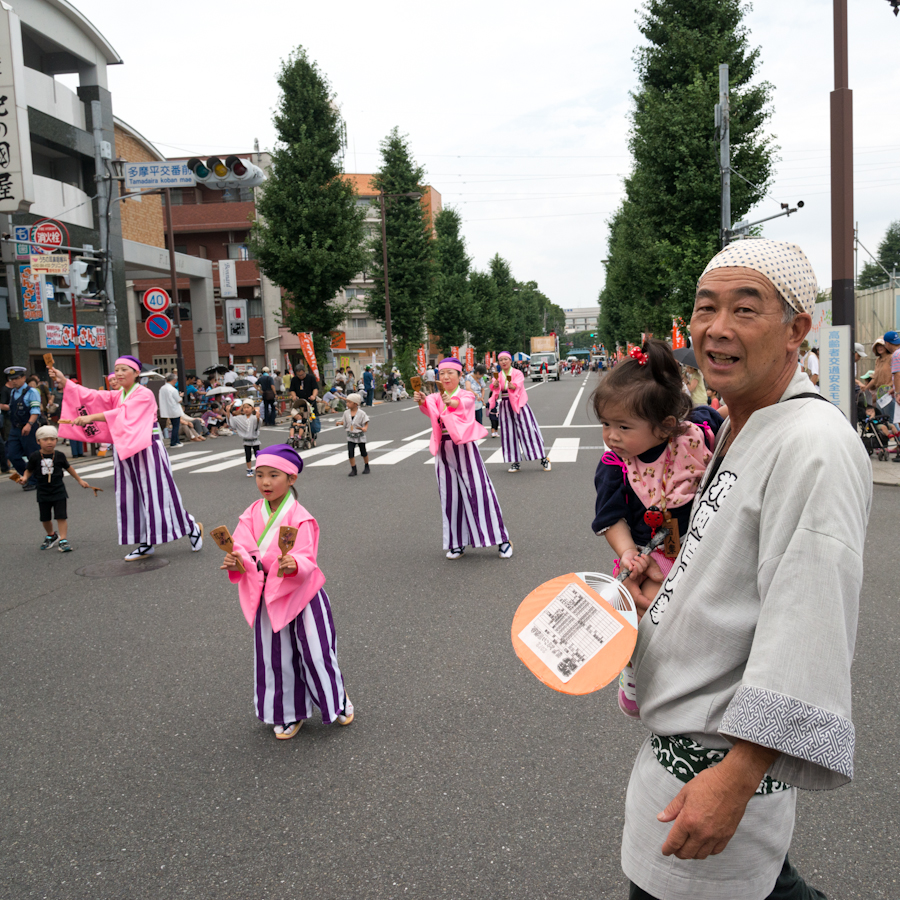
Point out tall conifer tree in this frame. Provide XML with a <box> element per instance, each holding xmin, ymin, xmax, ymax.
<box><xmin>364</xmin><ymin>128</ymin><xmax>435</xmax><ymax>380</ymax></box>
<box><xmin>599</xmin><ymin>0</ymin><xmax>776</xmax><ymax>346</ymax></box>
<box><xmin>248</xmin><ymin>48</ymin><xmax>366</xmax><ymax>378</ymax></box>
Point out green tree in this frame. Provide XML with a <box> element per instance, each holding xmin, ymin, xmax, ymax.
<box><xmin>599</xmin><ymin>0</ymin><xmax>776</xmax><ymax>345</ymax></box>
<box><xmin>858</xmin><ymin>221</ymin><xmax>900</xmax><ymax>289</ymax></box>
<box><xmin>426</xmin><ymin>208</ymin><xmax>472</xmax><ymax>355</ymax></box>
<box><xmin>364</xmin><ymin>128</ymin><xmax>435</xmax><ymax>381</ymax></box>
<box><xmin>248</xmin><ymin>47</ymin><xmax>367</xmax><ymax>380</ymax></box>
<box><xmin>468</xmin><ymin>269</ymin><xmax>500</xmax><ymax>356</ymax></box>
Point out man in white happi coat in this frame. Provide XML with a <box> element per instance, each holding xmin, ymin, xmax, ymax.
<box><xmin>622</xmin><ymin>239</ymin><xmax>871</xmax><ymax>900</ymax></box>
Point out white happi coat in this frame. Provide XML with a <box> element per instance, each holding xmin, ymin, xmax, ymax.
<box><xmin>622</xmin><ymin>368</ymin><xmax>872</xmax><ymax>900</ymax></box>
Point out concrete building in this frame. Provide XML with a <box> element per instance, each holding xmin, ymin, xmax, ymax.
<box><xmin>307</xmin><ymin>173</ymin><xmax>442</xmax><ymax>375</ymax></box>
<box><xmin>0</xmin><ymin>0</ymin><xmax>126</xmax><ymax>387</ymax></box>
<box><xmin>564</xmin><ymin>306</ymin><xmax>600</xmax><ymax>334</ymax></box>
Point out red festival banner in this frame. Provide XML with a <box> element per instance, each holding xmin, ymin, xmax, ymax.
<box><xmin>465</xmin><ymin>347</ymin><xmax>475</xmax><ymax>370</ymax></box>
<box><xmin>298</xmin><ymin>333</ymin><xmax>320</xmax><ymax>381</ymax></box>
<box><xmin>671</xmin><ymin>318</ymin><xmax>687</xmax><ymax>350</ymax></box>
<box><xmin>417</xmin><ymin>345</ymin><xmax>427</xmax><ymax>375</ymax></box>
<box><xmin>451</xmin><ymin>345</ymin><xmax>460</xmax><ymax>360</ymax></box>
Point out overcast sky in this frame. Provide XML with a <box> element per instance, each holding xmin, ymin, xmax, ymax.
<box><xmin>67</xmin><ymin>0</ymin><xmax>900</xmax><ymax>310</ymax></box>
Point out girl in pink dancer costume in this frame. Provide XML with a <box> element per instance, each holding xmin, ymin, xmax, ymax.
<box><xmin>591</xmin><ymin>340</ymin><xmax>722</xmax><ymax>717</ymax></box>
<box><xmin>220</xmin><ymin>444</ymin><xmax>353</xmax><ymax>740</ymax></box>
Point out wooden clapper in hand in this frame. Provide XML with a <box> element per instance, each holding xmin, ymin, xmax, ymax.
<box><xmin>210</xmin><ymin>526</ymin><xmax>245</xmax><ymax>573</ymax></box>
<box><xmin>277</xmin><ymin>526</ymin><xmax>298</xmax><ymax>577</ymax></box>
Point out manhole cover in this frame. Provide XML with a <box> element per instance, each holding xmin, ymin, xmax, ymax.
<box><xmin>75</xmin><ymin>558</ymin><xmax>170</xmax><ymax>578</ymax></box>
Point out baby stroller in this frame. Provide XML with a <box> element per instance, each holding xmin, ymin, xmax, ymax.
<box><xmin>289</xmin><ymin>404</ymin><xmax>314</xmax><ymax>451</ymax></box>
<box><xmin>859</xmin><ymin>410</ymin><xmax>899</xmax><ymax>461</ymax></box>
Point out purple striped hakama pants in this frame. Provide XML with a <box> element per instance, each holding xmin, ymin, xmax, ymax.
<box><xmin>254</xmin><ymin>589</ymin><xmax>347</xmax><ymax>726</ymax></box>
<box><xmin>435</xmin><ymin>435</ymin><xmax>509</xmax><ymax>550</ymax></box>
<box><xmin>498</xmin><ymin>398</ymin><xmax>546</xmax><ymax>464</ymax></box>
<box><xmin>114</xmin><ymin>434</ymin><xmax>196</xmax><ymax>545</ymax></box>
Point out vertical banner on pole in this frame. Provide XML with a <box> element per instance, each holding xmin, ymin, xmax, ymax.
<box><xmin>298</xmin><ymin>333</ymin><xmax>320</xmax><ymax>381</ymax></box>
<box><xmin>823</xmin><ymin>324</ymin><xmax>851</xmax><ymax>420</ymax></box>
<box><xmin>671</xmin><ymin>318</ymin><xmax>687</xmax><ymax>350</ymax></box>
<box><xmin>465</xmin><ymin>347</ymin><xmax>475</xmax><ymax>370</ymax></box>
<box><xmin>417</xmin><ymin>345</ymin><xmax>426</xmax><ymax>374</ymax></box>
<box><xmin>451</xmin><ymin>345</ymin><xmax>460</xmax><ymax>359</ymax></box>
<box><xmin>284</xmin><ymin>352</ymin><xmax>293</xmax><ymax>377</ymax></box>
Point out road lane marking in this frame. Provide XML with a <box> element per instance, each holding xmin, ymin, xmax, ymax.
<box><xmin>404</xmin><ymin>427</ymin><xmax>432</xmax><ymax>441</ymax></box>
<box><xmin>548</xmin><ymin>437</ymin><xmax>580</xmax><ymax>462</ymax></box>
<box><xmin>307</xmin><ymin>440</ymin><xmax>393</xmax><ymax>467</ymax></box>
<box><xmin>562</xmin><ymin>379</ymin><xmax>589</xmax><ymax>427</ymax></box>
<box><xmin>370</xmin><ymin>439</ymin><xmax>430</xmax><ymax>465</ymax></box>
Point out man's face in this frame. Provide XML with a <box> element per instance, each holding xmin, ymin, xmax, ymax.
<box><xmin>691</xmin><ymin>267</ymin><xmax>810</xmax><ymax>406</ymax></box>
<box><xmin>9</xmin><ymin>374</ymin><xmax>25</xmax><ymax>389</ymax></box>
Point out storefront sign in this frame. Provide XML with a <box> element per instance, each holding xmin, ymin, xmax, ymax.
<box><xmin>29</xmin><ymin>253</ymin><xmax>69</xmax><ymax>275</ymax></box>
<box><xmin>219</xmin><ymin>259</ymin><xmax>237</xmax><ymax>298</ymax></box>
<box><xmin>0</xmin><ymin>6</ymin><xmax>35</xmax><ymax>214</ymax></box>
<box><xmin>41</xmin><ymin>322</ymin><xmax>107</xmax><ymax>350</ymax></box>
<box><xmin>20</xmin><ymin>263</ymin><xmax>44</xmax><ymax>321</ymax></box>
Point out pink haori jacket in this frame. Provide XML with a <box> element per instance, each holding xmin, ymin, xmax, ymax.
<box><xmin>488</xmin><ymin>367</ymin><xmax>528</xmax><ymax>413</ymax></box>
<box><xmin>228</xmin><ymin>496</ymin><xmax>326</xmax><ymax>633</ymax></box>
<box><xmin>419</xmin><ymin>388</ymin><xmax>487</xmax><ymax>455</ymax></box>
<box><xmin>58</xmin><ymin>380</ymin><xmax>158</xmax><ymax>460</ymax></box>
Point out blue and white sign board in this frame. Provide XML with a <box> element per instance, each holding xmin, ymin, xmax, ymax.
<box><xmin>125</xmin><ymin>162</ymin><xmax>197</xmax><ymax>191</ymax></box>
<box><xmin>823</xmin><ymin>325</ymin><xmax>852</xmax><ymax>419</ymax></box>
<box><xmin>14</xmin><ymin>225</ymin><xmax>29</xmax><ymax>260</ymax></box>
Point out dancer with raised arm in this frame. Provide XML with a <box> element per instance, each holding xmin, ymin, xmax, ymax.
<box><xmin>415</xmin><ymin>357</ymin><xmax>513</xmax><ymax>560</ymax></box>
<box><xmin>50</xmin><ymin>356</ymin><xmax>203</xmax><ymax>561</ymax></box>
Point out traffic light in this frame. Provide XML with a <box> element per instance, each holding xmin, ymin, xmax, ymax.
<box><xmin>57</xmin><ymin>259</ymin><xmax>100</xmax><ymax>307</ymax></box>
<box><xmin>186</xmin><ymin>155</ymin><xmax>265</xmax><ymax>190</ymax></box>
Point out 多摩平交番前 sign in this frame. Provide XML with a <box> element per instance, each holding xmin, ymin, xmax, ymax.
<box><xmin>125</xmin><ymin>163</ymin><xmax>197</xmax><ymax>191</ymax></box>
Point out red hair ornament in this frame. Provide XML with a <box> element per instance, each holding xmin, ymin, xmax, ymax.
<box><xmin>628</xmin><ymin>347</ymin><xmax>648</xmax><ymax>366</ymax></box>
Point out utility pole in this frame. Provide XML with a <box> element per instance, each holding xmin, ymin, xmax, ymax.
<box><xmin>91</xmin><ymin>100</ymin><xmax>118</xmax><ymax>365</ymax></box>
<box><xmin>163</xmin><ymin>188</ymin><xmax>186</xmax><ymax>391</ymax></box>
<box><xmin>716</xmin><ymin>64</ymin><xmax>731</xmax><ymax>248</ymax></box>
<box><xmin>830</xmin><ymin>1</ymin><xmax>854</xmax><ymax>343</ymax></box>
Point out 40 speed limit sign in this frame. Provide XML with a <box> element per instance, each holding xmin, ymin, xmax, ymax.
<box><xmin>142</xmin><ymin>287</ymin><xmax>171</xmax><ymax>314</ymax></box>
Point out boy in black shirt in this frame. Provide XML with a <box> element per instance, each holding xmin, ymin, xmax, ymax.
<box><xmin>21</xmin><ymin>425</ymin><xmax>93</xmax><ymax>552</ymax></box>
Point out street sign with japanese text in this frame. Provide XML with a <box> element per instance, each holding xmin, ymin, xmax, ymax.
<box><xmin>142</xmin><ymin>287</ymin><xmax>171</xmax><ymax>313</ymax></box>
<box><xmin>125</xmin><ymin>162</ymin><xmax>197</xmax><ymax>191</ymax></box>
<box><xmin>14</xmin><ymin>225</ymin><xmax>29</xmax><ymax>259</ymax></box>
<box><xmin>19</xmin><ymin>264</ymin><xmax>44</xmax><ymax>321</ymax></box>
<box><xmin>29</xmin><ymin>253</ymin><xmax>69</xmax><ymax>275</ymax></box>
<box><xmin>822</xmin><ymin>325</ymin><xmax>851</xmax><ymax>419</ymax></box>
<box><xmin>31</xmin><ymin>219</ymin><xmax>65</xmax><ymax>253</ymax></box>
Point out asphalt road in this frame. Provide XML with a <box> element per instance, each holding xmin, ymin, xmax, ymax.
<box><xmin>1</xmin><ymin>373</ymin><xmax>898</xmax><ymax>899</ymax></box>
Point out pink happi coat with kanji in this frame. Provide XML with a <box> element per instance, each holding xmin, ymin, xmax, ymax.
<box><xmin>228</xmin><ymin>495</ymin><xmax>326</xmax><ymax>633</ymax></box>
<box><xmin>419</xmin><ymin>387</ymin><xmax>487</xmax><ymax>455</ymax></box>
<box><xmin>58</xmin><ymin>380</ymin><xmax>157</xmax><ymax>460</ymax></box>
<box><xmin>487</xmin><ymin>366</ymin><xmax>528</xmax><ymax>413</ymax></box>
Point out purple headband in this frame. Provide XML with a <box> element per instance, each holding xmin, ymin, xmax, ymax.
<box><xmin>115</xmin><ymin>355</ymin><xmax>142</xmax><ymax>372</ymax></box>
<box><xmin>255</xmin><ymin>443</ymin><xmax>304</xmax><ymax>476</ymax></box>
<box><xmin>437</xmin><ymin>357</ymin><xmax>463</xmax><ymax>371</ymax></box>
<box><xmin>498</xmin><ymin>351</ymin><xmax>512</xmax><ymax>360</ymax></box>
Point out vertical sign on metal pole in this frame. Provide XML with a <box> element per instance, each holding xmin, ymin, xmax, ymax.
<box><xmin>163</xmin><ymin>188</ymin><xmax>186</xmax><ymax>389</ymax></box>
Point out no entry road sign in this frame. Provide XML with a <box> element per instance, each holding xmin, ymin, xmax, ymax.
<box><xmin>145</xmin><ymin>313</ymin><xmax>173</xmax><ymax>339</ymax></box>
<box><xmin>142</xmin><ymin>287</ymin><xmax>171</xmax><ymax>314</ymax></box>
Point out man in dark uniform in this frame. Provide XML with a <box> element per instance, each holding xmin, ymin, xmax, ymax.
<box><xmin>2</xmin><ymin>366</ymin><xmax>41</xmax><ymax>488</ymax></box>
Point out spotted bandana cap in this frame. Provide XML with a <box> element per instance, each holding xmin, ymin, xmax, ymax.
<box><xmin>700</xmin><ymin>238</ymin><xmax>818</xmax><ymax>316</ymax></box>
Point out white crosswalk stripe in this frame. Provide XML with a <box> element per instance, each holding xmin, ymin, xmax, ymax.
<box><xmin>423</xmin><ymin>439</ymin><xmax>485</xmax><ymax>462</ymax></box>
<box><xmin>307</xmin><ymin>440</ymin><xmax>393</xmax><ymax>466</ymax></box>
<box><xmin>548</xmin><ymin>437</ymin><xmax>580</xmax><ymax>462</ymax></box>
<box><xmin>370</xmin><ymin>439</ymin><xmax>430</xmax><ymax>465</ymax></box>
